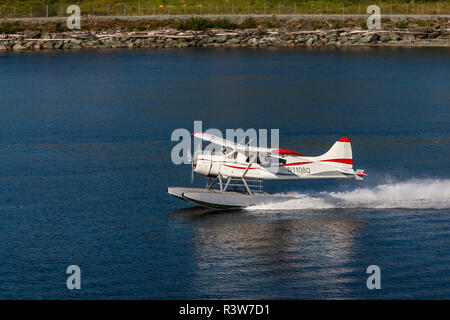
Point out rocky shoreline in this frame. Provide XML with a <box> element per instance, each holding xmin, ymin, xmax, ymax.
<box><xmin>1</xmin><ymin>28</ymin><xmax>448</xmax><ymax>50</ymax></box>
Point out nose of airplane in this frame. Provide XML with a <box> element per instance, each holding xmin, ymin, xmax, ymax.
<box><xmin>191</xmin><ymin>152</ymin><xmax>198</xmax><ymax>171</ymax></box>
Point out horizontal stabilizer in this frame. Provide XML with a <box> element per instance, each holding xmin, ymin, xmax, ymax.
<box><xmin>355</xmin><ymin>169</ymin><xmax>366</xmax><ymax>180</ymax></box>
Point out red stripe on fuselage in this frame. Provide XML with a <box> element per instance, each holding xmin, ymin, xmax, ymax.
<box><xmin>281</xmin><ymin>162</ymin><xmax>313</xmax><ymax>166</ymax></box>
<box><xmin>223</xmin><ymin>164</ymin><xmax>257</xmax><ymax>170</ymax></box>
<box><xmin>281</xmin><ymin>159</ymin><xmax>352</xmax><ymax>166</ymax></box>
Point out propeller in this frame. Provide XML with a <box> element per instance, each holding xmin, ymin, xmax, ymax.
<box><xmin>189</xmin><ymin>143</ymin><xmax>202</xmax><ymax>185</ymax></box>
<box><xmin>190</xmin><ymin>167</ymin><xmax>195</xmax><ymax>184</ymax></box>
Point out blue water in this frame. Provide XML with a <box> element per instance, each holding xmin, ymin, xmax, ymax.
<box><xmin>0</xmin><ymin>47</ymin><xmax>449</xmax><ymax>299</ymax></box>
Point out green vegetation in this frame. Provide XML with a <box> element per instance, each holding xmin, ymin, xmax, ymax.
<box><xmin>0</xmin><ymin>21</ymin><xmax>21</xmax><ymax>33</ymax></box>
<box><xmin>265</xmin><ymin>17</ymin><xmax>282</xmax><ymax>28</ymax></box>
<box><xmin>177</xmin><ymin>17</ymin><xmax>213</xmax><ymax>30</ymax></box>
<box><xmin>213</xmin><ymin>18</ymin><xmax>238</xmax><ymax>29</ymax></box>
<box><xmin>332</xmin><ymin>21</ymin><xmax>342</xmax><ymax>29</ymax></box>
<box><xmin>239</xmin><ymin>17</ymin><xmax>258</xmax><ymax>29</ymax></box>
<box><xmin>0</xmin><ymin>16</ymin><xmax>443</xmax><ymax>33</ymax></box>
<box><xmin>416</xmin><ymin>20</ymin><xmax>426</xmax><ymax>26</ymax></box>
<box><xmin>176</xmin><ymin>17</ymin><xmax>260</xmax><ymax>30</ymax></box>
<box><xmin>395</xmin><ymin>21</ymin><xmax>409</xmax><ymax>28</ymax></box>
<box><xmin>0</xmin><ymin>1</ymin><xmax>449</xmax><ymax>17</ymax></box>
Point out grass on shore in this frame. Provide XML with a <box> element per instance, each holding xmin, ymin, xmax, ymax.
<box><xmin>0</xmin><ymin>1</ymin><xmax>449</xmax><ymax>17</ymax></box>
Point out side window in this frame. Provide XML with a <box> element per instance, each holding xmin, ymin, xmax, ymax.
<box><xmin>279</xmin><ymin>158</ymin><xmax>287</xmax><ymax>165</ymax></box>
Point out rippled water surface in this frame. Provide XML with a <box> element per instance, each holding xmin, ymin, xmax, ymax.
<box><xmin>0</xmin><ymin>48</ymin><xmax>449</xmax><ymax>299</ymax></box>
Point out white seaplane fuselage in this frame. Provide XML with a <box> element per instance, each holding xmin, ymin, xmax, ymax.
<box><xmin>193</xmin><ymin>137</ymin><xmax>363</xmax><ymax>180</ymax></box>
<box><xmin>193</xmin><ymin>151</ymin><xmax>356</xmax><ymax>180</ymax></box>
<box><xmin>168</xmin><ymin>135</ymin><xmax>366</xmax><ymax>209</ymax></box>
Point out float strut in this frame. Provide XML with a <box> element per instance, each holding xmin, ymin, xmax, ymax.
<box><xmin>218</xmin><ymin>174</ymin><xmax>223</xmax><ymax>192</ymax></box>
<box><xmin>242</xmin><ymin>177</ymin><xmax>253</xmax><ymax>195</ymax></box>
<box><xmin>223</xmin><ymin>177</ymin><xmax>231</xmax><ymax>192</ymax></box>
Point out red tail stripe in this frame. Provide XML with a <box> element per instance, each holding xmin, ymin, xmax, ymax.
<box><xmin>321</xmin><ymin>158</ymin><xmax>353</xmax><ymax>165</ymax></box>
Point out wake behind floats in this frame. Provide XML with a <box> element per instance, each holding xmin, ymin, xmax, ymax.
<box><xmin>168</xmin><ymin>132</ymin><xmax>366</xmax><ymax>209</ymax></box>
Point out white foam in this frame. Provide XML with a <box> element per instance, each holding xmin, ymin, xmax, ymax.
<box><xmin>247</xmin><ymin>179</ymin><xmax>450</xmax><ymax>210</ymax></box>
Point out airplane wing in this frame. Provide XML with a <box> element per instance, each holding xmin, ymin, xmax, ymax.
<box><xmin>192</xmin><ymin>132</ymin><xmax>272</xmax><ymax>154</ymax></box>
<box><xmin>192</xmin><ymin>132</ymin><xmax>303</xmax><ymax>156</ymax></box>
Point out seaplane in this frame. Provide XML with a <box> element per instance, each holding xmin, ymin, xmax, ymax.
<box><xmin>168</xmin><ymin>133</ymin><xmax>366</xmax><ymax>209</ymax></box>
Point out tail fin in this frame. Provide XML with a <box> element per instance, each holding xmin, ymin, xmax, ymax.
<box><xmin>318</xmin><ymin>137</ymin><xmax>353</xmax><ymax>168</ymax></box>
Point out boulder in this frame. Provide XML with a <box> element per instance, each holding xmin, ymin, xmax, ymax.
<box><xmin>24</xmin><ymin>41</ymin><xmax>35</xmax><ymax>49</ymax></box>
<box><xmin>85</xmin><ymin>41</ymin><xmax>97</xmax><ymax>47</ymax></box>
<box><xmin>428</xmin><ymin>31</ymin><xmax>441</xmax><ymax>39</ymax></box>
<box><xmin>13</xmin><ymin>43</ymin><xmax>27</xmax><ymax>50</ymax></box>
<box><xmin>54</xmin><ymin>41</ymin><xmax>63</xmax><ymax>49</ymax></box>
<box><xmin>42</xmin><ymin>42</ymin><xmax>55</xmax><ymax>49</ymax></box>
<box><xmin>390</xmin><ymin>33</ymin><xmax>401</xmax><ymax>41</ymax></box>
<box><xmin>24</xmin><ymin>30</ymin><xmax>41</xmax><ymax>39</ymax></box>
<box><xmin>415</xmin><ymin>33</ymin><xmax>428</xmax><ymax>39</ymax></box>
<box><xmin>248</xmin><ymin>37</ymin><xmax>259</xmax><ymax>46</ymax></box>
<box><xmin>328</xmin><ymin>34</ymin><xmax>338</xmax><ymax>41</ymax></box>
<box><xmin>306</xmin><ymin>38</ymin><xmax>314</xmax><ymax>46</ymax></box>
<box><xmin>359</xmin><ymin>35</ymin><xmax>372</xmax><ymax>43</ymax></box>
<box><xmin>226</xmin><ymin>38</ymin><xmax>240</xmax><ymax>45</ymax></box>
<box><xmin>380</xmin><ymin>34</ymin><xmax>391</xmax><ymax>42</ymax></box>
<box><xmin>215</xmin><ymin>36</ymin><xmax>227</xmax><ymax>43</ymax></box>
<box><xmin>360</xmin><ymin>34</ymin><xmax>379</xmax><ymax>43</ymax></box>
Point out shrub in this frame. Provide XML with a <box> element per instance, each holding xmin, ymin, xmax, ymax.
<box><xmin>313</xmin><ymin>22</ymin><xmax>325</xmax><ymax>30</ymax></box>
<box><xmin>53</xmin><ymin>22</ymin><xmax>66</xmax><ymax>32</ymax></box>
<box><xmin>332</xmin><ymin>21</ymin><xmax>342</xmax><ymax>29</ymax></box>
<box><xmin>177</xmin><ymin>18</ymin><xmax>213</xmax><ymax>31</ymax></box>
<box><xmin>266</xmin><ymin>18</ymin><xmax>281</xmax><ymax>29</ymax></box>
<box><xmin>212</xmin><ymin>18</ymin><xmax>238</xmax><ymax>30</ymax></box>
<box><xmin>0</xmin><ymin>21</ymin><xmax>22</xmax><ymax>34</ymax></box>
<box><xmin>396</xmin><ymin>21</ymin><xmax>408</xmax><ymax>29</ymax></box>
<box><xmin>416</xmin><ymin>20</ymin><xmax>426</xmax><ymax>27</ymax></box>
<box><xmin>239</xmin><ymin>17</ymin><xmax>257</xmax><ymax>29</ymax></box>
